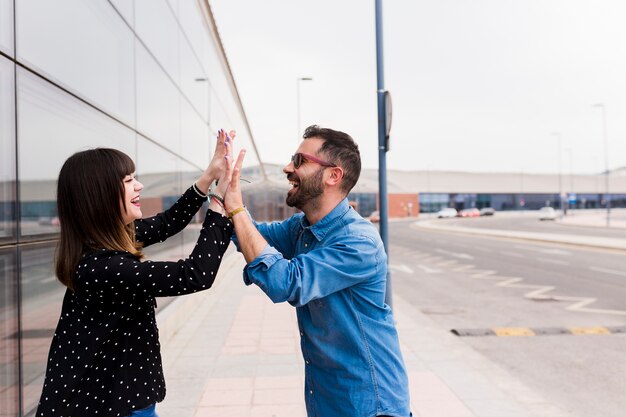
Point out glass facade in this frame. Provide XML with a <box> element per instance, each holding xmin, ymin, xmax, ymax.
<box><xmin>2</xmin><ymin>1</ymin><xmax>262</xmax><ymax>415</ymax></box>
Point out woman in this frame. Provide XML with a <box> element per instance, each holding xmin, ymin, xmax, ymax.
<box><xmin>36</xmin><ymin>130</ymin><xmax>236</xmax><ymax>417</ymax></box>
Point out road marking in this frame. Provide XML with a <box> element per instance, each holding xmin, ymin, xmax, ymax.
<box><xmin>435</xmin><ymin>249</ymin><xmax>474</xmax><ymax>260</ymax></box>
<box><xmin>589</xmin><ymin>266</ymin><xmax>626</xmax><ymax>277</ymax></box>
<box><xmin>537</xmin><ymin>258</ymin><xmax>569</xmax><ymax>266</ymax></box>
<box><xmin>570</xmin><ymin>326</ymin><xmax>610</xmax><ymax>335</ymax></box>
<box><xmin>417</xmin><ymin>265</ymin><xmax>442</xmax><ymax>274</ymax></box>
<box><xmin>473</xmin><ymin>246</ymin><xmax>491</xmax><ymax>252</ymax></box>
<box><xmin>499</xmin><ymin>251</ymin><xmax>525</xmax><ymax>258</ymax></box>
<box><xmin>452</xmin><ymin>325</ymin><xmax>626</xmax><ymax>337</ymax></box>
<box><xmin>540</xmin><ymin>248</ymin><xmax>572</xmax><ymax>256</ymax></box>
<box><xmin>494</xmin><ymin>328</ymin><xmax>536</xmax><ymax>337</ymax></box>
<box><xmin>389</xmin><ymin>264</ymin><xmax>414</xmax><ymax>274</ymax></box>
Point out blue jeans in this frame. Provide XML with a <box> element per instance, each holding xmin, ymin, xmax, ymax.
<box><xmin>128</xmin><ymin>404</ymin><xmax>158</xmax><ymax>417</ymax></box>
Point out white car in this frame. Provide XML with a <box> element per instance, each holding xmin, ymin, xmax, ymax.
<box><xmin>437</xmin><ymin>208</ymin><xmax>457</xmax><ymax>218</ymax></box>
<box><xmin>538</xmin><ymin>207</ymin><xmax>557</xmax><ymax>221</ymax></box>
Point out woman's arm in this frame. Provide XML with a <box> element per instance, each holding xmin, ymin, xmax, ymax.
<box><xmin>83</xmin><ymin>210</ymin><xmax>234</xmax><ymax>297</ymax></box>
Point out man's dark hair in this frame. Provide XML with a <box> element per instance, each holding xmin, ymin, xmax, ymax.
<box><xmin>303</xmin><ymin>125</ymin><xmax>361</xmax><ymax>194</ymax></box>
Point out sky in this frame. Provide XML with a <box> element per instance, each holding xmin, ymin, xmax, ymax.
<box><xmin>210</xmin><ymin>0</ymin><xmax>626</xmax><ymax>175</ymax></box>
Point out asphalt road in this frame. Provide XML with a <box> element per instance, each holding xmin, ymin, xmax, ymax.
<box><xmin>388</xmin><ymin>217</ymin><xmax>626</xmax><ymax>417</ymax></box>
<box><xmin>433</xmin><ymin>212</ymin><xmax>626</xmax><ymax>239</ymax></box>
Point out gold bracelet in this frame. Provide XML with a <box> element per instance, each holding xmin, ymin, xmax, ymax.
<box><xmin>228</xmin><ymin>206</ymin><xmax>246</xmax><ymax>220</ymax></box>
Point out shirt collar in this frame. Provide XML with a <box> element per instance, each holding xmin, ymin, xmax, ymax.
<box><xmin>299</xmin><ymin>198</ymin><xmax>351</xmax><ymax>241</ymax></box>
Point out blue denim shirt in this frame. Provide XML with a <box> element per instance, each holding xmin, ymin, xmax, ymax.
<box><xmin>241</xmin><ymin>199</ymin><xmax>411</xmax><ymax>417</ymax></box>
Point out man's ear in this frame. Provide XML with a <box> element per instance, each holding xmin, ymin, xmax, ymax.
<box><xmin>326</xmin><ymin>167</ymin><xmax>344</xmax><ymax>186</ymax></box>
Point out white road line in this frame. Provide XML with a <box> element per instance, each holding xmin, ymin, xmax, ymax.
<box><xmin>499</xmin><ymin>251</ymin><xmax>525</xmax><ymax>258</ymax></box>
<box><xmin>435</xmin><ymin>249</ymin><xmax>474</xmax><ymax>260</ymax></box>
<box><xmin>471</xmin><ymin>247</ymin><xmax>491</xmax><ymax>253</ymax></box>
<box><xmin>389</xmin><ymin>264</ymin><xmax>414</xmax><ymax>274</ymax></box>
<box><xmin>514</xmin><ymin>244</ymin><xmax>572</xmax><ymax>257</ymax></box>
<box><xmin>540</xmin><ymin>248</ymin><xmax>572</xmax><ymax>256</ymax></box>
<box><xmin>589</xmin><ymin>266</ymin><xmax>626</xmax><ymax>277</ymax></box>
<box><xmin>537</xmin><ymin>258</ymin><xmax>569</xmax><ymax>266</ymax></box>
<box><xmin>417</xmin><ymin>265</ymin><xmax>442</xmax><ymax>274</ymax></box>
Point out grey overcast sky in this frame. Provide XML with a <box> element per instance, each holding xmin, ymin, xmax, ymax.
<box><xmin>210</xmin><ymin>0</ymin><xmax>626</xmax><ymax>174</ymax></box>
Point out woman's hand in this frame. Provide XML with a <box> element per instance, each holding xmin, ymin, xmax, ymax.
<box><xmin>195</xmin><ymin>129</ymin><xmax>236</xmax><ymax>194</ymax></box>
<box><xmin>214</xmin><ymin>135</ymin><xmax>236</xmax><ymax>197</ymax></box>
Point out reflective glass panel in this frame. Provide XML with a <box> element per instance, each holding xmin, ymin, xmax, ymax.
<box><xmin>137</xmin><ymin>136</ymin><xmax>181</xmax><ymax>218</ymax></box>
<box><xmin>0</xmin><ymin>56</ymin><xmax>16</xmax><ymax>241</ymax></box>
<box><xmin>17</xmin><ymin>68</ymin><xmax>136</xmax><ymax>237</ymax></box>
<box><xmin>110</xmin><ymin>0</ymin><xmax>134</xmax><ymax>28</ymax></box>
<box><xmin>178</xmin><ymin>0</ymin><xmax>210</xmax><ymax>66</ymax></box>
<box><xmin>135</xmin><ymin>0</ymin><xmax>180</xmax><ymax>84</ymax></box>
<box><xmin>136</xmin><ymin>42</ymin><xmax>181</xmax><ymax>153</ymax></box>
<box><xmin>16</xmin><ymin>0</ymin><xmax>135</xmax><ymax>125</ymax></box>
<box><xmin>180</xmin><ymin>36</ymin><xmax>208</xmax><ymax>122</ymax></box>
<box><xmin>0</xmin><ymin>0</ymin><xmax>14</xmax><ymax>56</ymax></box>
<box><xmin>181</xmin><ymin>98</ymin><xmax>209</xmax><ymax>169</ymax></box>
<box><xmin>0</xmin><ymin>248</ymin><xmax>19</xmax><ymax>417</ymax></box>
<box><xmin>19</xmin><ymin>243</ymin><xmax>65</xmax><ymax>417</ymax></box>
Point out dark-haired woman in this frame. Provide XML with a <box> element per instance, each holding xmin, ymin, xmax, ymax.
<box><xmin>36</xmin><ymin>130</ymin><xmax>236</xmax><ymax>417</ymax></box>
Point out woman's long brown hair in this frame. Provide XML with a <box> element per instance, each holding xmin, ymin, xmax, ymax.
<box><xmin>55</xmin><ymin>148</ymin><xmax>143</xmax><ymax>291</ymax></box>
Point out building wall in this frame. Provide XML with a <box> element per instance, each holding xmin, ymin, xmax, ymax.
<box><xmin>0</xmin><ymin>1</ymin><xmax>259</xmax><ymax>415</ymax></box>
<box><xmin>388</xmin><ymin>194</ymin><xmax>420</xmax><ymax>217</ymax></box>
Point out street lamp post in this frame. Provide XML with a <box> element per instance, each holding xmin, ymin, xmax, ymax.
<box><xmin>551</xmin><ymin>132</ymin><xmax>563</xmax><ymax>213</ymax></box>
<box><xmin>564</xmin><ymin>148</ymin><xmax>574</xmax><ymax>207</ymax></box>
<box><xmin>592</xmin><ymin>103</ymin><xmax>610</xmax><ymax>227</ymax></box>
<box><xmin>296</xmin><ymin>77</ymin><xmax>313</xmax><ymax>140</ymax></box>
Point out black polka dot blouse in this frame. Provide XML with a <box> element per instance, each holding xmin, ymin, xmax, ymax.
<box><xmin>36</xmin><ymin>186</ymin><xmax>233</xmax><ymax>417</ymax></box>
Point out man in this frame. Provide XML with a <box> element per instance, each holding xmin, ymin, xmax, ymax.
<box><xmin>224</xmin><ymin>125</ymin><xmax>411</xmax><ymax>416</ymax></box>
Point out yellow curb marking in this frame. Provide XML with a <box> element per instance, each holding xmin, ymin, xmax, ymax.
<box><xmin>569</xmin><ymin>326</ymin><xmax>610</xmax><ymax>335</ymax></box>
<box><xmin>493</xmin><ymin>328</ymin><xmax>536</xmax><ymax>337</ymax></box>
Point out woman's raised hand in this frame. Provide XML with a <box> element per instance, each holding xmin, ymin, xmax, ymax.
<box><xmin>196</xmin><ymin>129</ymin><xmax>236</xmax><ymax>194</ymax></box>
<box><xmin>214</xmin><ymin>132</ymin><xmax>237</xmax><ymax>197</ymax></box>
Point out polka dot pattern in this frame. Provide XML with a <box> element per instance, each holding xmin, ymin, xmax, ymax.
<box><xmin>36</xmin><ymin>186</ymin><xmax>233</xmax><ymax>417</ymax></box>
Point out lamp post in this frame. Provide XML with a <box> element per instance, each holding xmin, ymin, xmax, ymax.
<box><xmin>592</xmin><ymin>103</ymin><xmax>610</xmax><ymax>227</ymax></box>
<box><xmin>296</xmin><ymin>77</ymin><xmax>313</xmax><ymax>140</ymax></box>
<box><xmin>564</xmin><ymin>148</ymin><xmax>574</xmax><ymax>209</ymax></box>
<box><xmin>551</xmin><ymin>132</ymin><xmax>563</xmax><ymax>213</ymax></box>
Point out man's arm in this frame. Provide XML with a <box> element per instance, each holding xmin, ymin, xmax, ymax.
<box><xmin>231</xmin><ymin>209</ymin><xmax>269</xmax><ymax>263</ymax></box>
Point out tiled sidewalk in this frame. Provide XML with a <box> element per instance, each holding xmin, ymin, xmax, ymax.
<box><xmin>155</xmin><ymin>252</ymin><xmax>569</xmax><ymax>417</ymax></box>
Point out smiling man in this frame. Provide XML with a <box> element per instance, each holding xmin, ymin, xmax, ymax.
<box><xmin>224</xmin><ymin>125</ymin><xmax>411</xmax><ymax>417</ymax></box>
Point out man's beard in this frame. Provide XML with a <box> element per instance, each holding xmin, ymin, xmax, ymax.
<box><xmin>286</xmin><ymin>168</ymin><xmax>325</xmax><ymax>210</ymax></box>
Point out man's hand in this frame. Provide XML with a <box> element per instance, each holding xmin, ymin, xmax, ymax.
<box><xmin>224</xmin><ymin>149</ymin><xmax>247</xmax><ymax>213</ymax></box>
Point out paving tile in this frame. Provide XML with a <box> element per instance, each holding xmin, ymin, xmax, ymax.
<box><xmin>198</xmin><ymin>388</ymin><xmax>253</xmax><ymax>406</ymax></box>
<box><xmin>253</xmin><ymin>388</ymin><xmax>302</xmax><ymax>405</ymax></box>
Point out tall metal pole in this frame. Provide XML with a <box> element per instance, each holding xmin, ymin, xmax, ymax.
<box><xmin>375</xmin><ymin>0</ymin><xmax>392</xmax><ymax>307</ymax></box>
<box><xmin>593</xmin><ymin>103</ymin><xmax>610</xmax><ymax>227</ymax></box>
<box><xmin>551</xmin><ymin>132</ymin><xmax>563</xmax><ymax>212</ymax></box>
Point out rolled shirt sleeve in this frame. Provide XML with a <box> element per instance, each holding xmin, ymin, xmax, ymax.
<box><xmin>243</xmin><ymin>234</ymin><xmax>381</xmax><ymax>307</ymax></box>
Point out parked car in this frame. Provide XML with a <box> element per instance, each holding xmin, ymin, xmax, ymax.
<box><xmin>368</xmin><ymin>210</ymin><xmax>380</xmax><ymax>223</ymax></box>
<box><xmin>436</xmin><ymin>208</ymin><xmax>457</xmax><ymax>218</ymax></box>
<box><xmin>459</xmin><ymin>208</ymin><xmax>480</xmax><ymax>217</ymax></box>
<box><xmin>479</xmin><ymin>207</ymin><xmax>496</xmax><ymax>216</ymax></box>
<box><xmin>538</xmin><ymin>206</ymin><xmax>557</xmax><ymax>220</ymax></box>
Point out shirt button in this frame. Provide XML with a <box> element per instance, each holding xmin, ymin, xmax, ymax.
<box><xmin>305</xmin><ymin>360</ymin><xmax>309</xmax><ymax>364</ymax></box>
<box><xmin>300</xmin><ymin>332</ymin><xmax>304</xmax><ymax>336</ymax></box>
<box><xmin>304</xmin><ymin>243</ymin><xmax>308</xmax><ymax>247</ymax></box>
<box><xmin>309</xmin><ymin>390</ymin><xmax>314</xmax><ymax>395</ymax></box>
